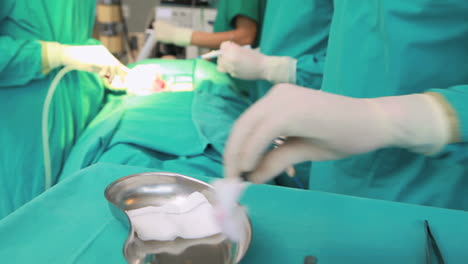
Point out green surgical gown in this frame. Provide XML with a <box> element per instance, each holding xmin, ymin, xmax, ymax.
<box><xmin>253</xmin><ymin>0</ymin><xmax>333</xmax><ymax>101</ymax></box>
<box><xmin>310</xmin><ymin>0</ymin><xmax>468</xmax><ymax>211</ymax></box>
<box><xmin>0</xmin><ymin>0</ymin><xmax>105</xmax><ymax>219</ymax></box>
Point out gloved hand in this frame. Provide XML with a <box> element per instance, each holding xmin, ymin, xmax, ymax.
<box><xmin>224</xmin><ymin>84</ymin><xmax>453</xmax><ymax>184</ymax></box>
<box><xmin>153</xmin><ymin>20</ymin><xmax>193</xmax><ymax>47</ymax></box>
<box><xmin>217</xmin><ymin>41</ymin><xmax>296</xmax><ymax>84</ymax></box>
<box><xmin>41</xmin><ymin>42</ymin><xmax>129</xmax><ymax>80</ymax></box>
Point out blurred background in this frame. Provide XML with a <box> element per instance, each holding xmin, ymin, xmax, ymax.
<box><xmin>94</xmin><ymin>0</ymin><xmax>219</xmax><ymax>64</ymax></box>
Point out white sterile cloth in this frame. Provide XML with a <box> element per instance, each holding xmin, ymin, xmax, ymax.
<box><xmin>133</xmin><ymin>234</ymin><xmax>227</xmax><ymax>256</ymax></box>
<box><xmin>211</xmin><ymin>179</ymin><xmax>248</xmax><ymax>242</ymax></box>
<box><xmin>126</xmin><ymin>192</ymin><xmax>221</xmax><ymax>241</ymax></box>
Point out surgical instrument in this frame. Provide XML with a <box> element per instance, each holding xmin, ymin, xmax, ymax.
<box><xmin>198</xmin><ymin>45</ymin><xmax>251</xmax><ymax>60</ymax></box>
<box><xmin>425</xmin><ymin>220</ymin><xmax>445</xmax><ymax>264</ymax></box>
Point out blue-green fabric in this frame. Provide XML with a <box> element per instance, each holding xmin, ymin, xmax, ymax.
<box><xmin>2</xmin><ymin>163</ymin><xmax>468</xmax><ymax>263</ymax></box>
<box><xmin>252</xmin><ymin>0</ymin><xmax>333</xmax><ymax>101</ymax></box>
<box><xmin>98</xmin><ymin>144</ymin><xmax>225</xmax><ymax>178</ymax></box>
<box><xmin>60</xmin><ymin>59</ymin><xmax>250</xmax><ymax>181</ymax></box>
<box><xmin>0</xmin><ymin>0</ymin><xmax>105</xmax><ymax>219</ymax></box>
<box><xmin>213</xmin><ymin>0</ymin><xmax>267</xmax><ymax>48</ymax></box>
<box><xmin>310</xmin><ymin>0</ymin><xmax>468</xmax><ymax>211</ymax></box>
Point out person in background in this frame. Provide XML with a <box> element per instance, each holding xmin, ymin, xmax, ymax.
<box><xmin>223</xmin><ymin>0</ymin><xmax>468</xmax><ymax>211</ymax></box>
<box><xmin>217</xmin><ymin>0</ymin><xmax>333</xmax><ymax>188</ymax></box>
<box><xmin>152</xmin><ymin>0</ymin><xmax>266</xmax><ymax>49</ymax></box>
<box><xmin>0</xmin><ymin>0</ymin><xmax>127</xmax><ymax>219</ymax></box>
<box><xmin>218</xmin><ymin>0</ymin><xmax>333</xmax><ymax>101</ymax></box>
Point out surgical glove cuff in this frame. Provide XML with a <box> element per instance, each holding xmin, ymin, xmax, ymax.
<box><xmin>40</xmin><ymin>41</ymin><xmax>65</xmax><ymax>74</ymax></box>
<box><xmin>425</xmin><ymin>92</ymin><xmax>460</xmax><ymax>143</ymax></box>
<box><xmin>154</xmin><ymin>20</ymin><xmax>193</xmax><ymax>47</ymax></box>
<box><xmin>371</xmin><ymin>94</ymin><xmax>452</xmax><ymax>155</ymax></box>
<box><xmin>173</xmin><ymin>27</ymin><xmax>193</xmax><ymax>47</ymax></box>
<box><xmin>262</xmin><ymin>56</ymin><xmax>297</xmax><ymax>84</ymax></box>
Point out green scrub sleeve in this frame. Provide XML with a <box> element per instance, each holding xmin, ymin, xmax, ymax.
<box><xmin>226</xmin><ymin>0</ymin><xmax>261</xmax><ymax>27</ymax></box>
<box><xmin>295</xmin><ymin>53</ymin><xmax>326</xmax><ymax>89</ymax></box>
<box><xmin>0</xmin><ymin>37</ymin><xmax>44</xmax><ymax>87</ymax></box>
<box><xmin>428</xmin><ymin>85</ymin><xmax>468</xmax><ymax>142</ymax></box>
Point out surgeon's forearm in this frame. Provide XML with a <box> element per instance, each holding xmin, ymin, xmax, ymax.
<box><xmin>0</xmin><ymin>36</ymin><xmax>44</xmax><ymax>87</ymax></box>
<box><xmin>40</xmin><ymin>41</ymin><xmax>54</xmax><ymax>75</ymax></box>
<box><xmin>191</xmin><ymin>15</ymin><xmax>257</xmax><ymax>49</ymax></box>
<box><xmin>368</xmin><ymin>91</ymin><xmax>459</xmax><ymax>156</ymax></box>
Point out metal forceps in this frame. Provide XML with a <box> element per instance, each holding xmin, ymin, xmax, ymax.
<box><xmin>240</xmin><ymin>137</ymin><xmax>297</xmax><ymax>182</ymax></box>
<box><xmin>424</xmin><ymin>220</ymin><xmax>445</xmax><ymax>264</ymax></box>
<box><xmin>272</xmin><ymin>136</ymin><xmax>296</xmax><ymax>178</ymax></box>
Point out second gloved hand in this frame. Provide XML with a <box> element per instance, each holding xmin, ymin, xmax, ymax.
<box><xmin>224</xmin><ymin>84</ymin><xmax>453</xmax><ymax>184</ymax></box>
<box><xmin>41</xmin><ymin>42</ymin><xmax>129</xmax><ymax>80</ymax></box>
<box><xmin>153</xmin><ymin>20</ymin><xmax>193</xmax><ymax>47</ymax></box>
<box><xmin>217</xmin><ymin>41</ymin><xmax>296</xmax><ymax>84</ymax></box>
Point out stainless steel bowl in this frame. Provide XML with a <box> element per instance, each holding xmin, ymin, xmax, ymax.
<box><xmin>104</xmin><ymin>172</ymin><xmax>252</xmax><ymax>264</ymax></box>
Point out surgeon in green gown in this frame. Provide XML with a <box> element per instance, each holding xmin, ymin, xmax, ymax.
<box><xmin>217</xmin><ymin>0</ymin><xmax>333</xmax><ymax>188</ymax></box>
<box><xmin>0</xmin><ymin>0</ymin><xmax>128</xmax><ymax>219</ymax></box>
<box><xmin>218</xmin><ymin>0</ymin><xmax>333</xmax><ymax>100</ymax></box>
<box><xmin>223</xmin><ymin>0</ymin><xmax>468</xmax><ymax>211</ymax></box>
<box><xmin>152</xmin><ymin>0</ymin><xmax>266</xmax><ymax>49</ymax></box>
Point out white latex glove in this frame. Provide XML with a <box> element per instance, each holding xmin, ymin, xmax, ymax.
<box><xmin>224</xmin><ymin>84</ymin><xmax>452</xmax><ymax>183</ymax></box>
<box><xmin>41</xmin><ymin>42</ymin><xmax>129</xmax><ymax>81</ymax></box>
<box><xmin>153</xmin><ymin>20</ymin><xmax>193</xmax><ymax>47</ymax></box>
<box><xmin>217</xmin><ymin>41</ymin><xmax>297</xmax><ymax>84</ymax></box>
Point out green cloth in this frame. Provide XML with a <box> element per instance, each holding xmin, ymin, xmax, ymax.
<box><xmin>0</xmin><ymin>0</ymin><xmax>105</xmax><ymax>219</ymax></box>
<box><xmin>60</xmin><ymin>59</ymin><xmax>250</xmax><ymax>181</ymax></box>
<box><xmin>253</xmin><ymin>0</ymin><xmax>333</xmax><ymax>101</ymax></box>
<box><xmin>213</xmin><ymin>0</ymin><xmax>267</xmax><ymax>48</ymax></box>
<box><xmin>2</xmin><ymin>163</ymin><xmax>468</xmax><ymax>263</ymax></box>
<box><xmin>310</xmin><ymin>0</ymin><xmax>468</xmax><ymax>211</ymax></box>
<box><xmin>98</xmin><ymin>144</ymin><xmax>225</xmax><ymax>178</ymax></box>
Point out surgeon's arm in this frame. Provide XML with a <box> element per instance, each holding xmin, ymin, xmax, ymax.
<box><xmin>153</xmin><ymin>15</ymin><xmax>258</xmax><ymax>50</ymax></box>
<box><xmin>223</xmin><ymin>83</ymin><xmax>467</xmax><ymax>183</ymax></box>
<box><xmin>0</xmin><ymin>36</ymin><xmax>44</xmax><ymax>87</ymax></box>
<box><xmin>190</xmin><ymin>15</ymin><xmax>257</xmax><ymax>49</ymax></box>
<box><xmin>218</xmin><ymin>42</ymin><xmax>319</xmax><ymax>86</ymax></box>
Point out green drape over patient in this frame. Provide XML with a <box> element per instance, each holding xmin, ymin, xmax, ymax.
<box><xmin>60</xmin><ymin>59</ymin><xmax>250</xmax><ymax>184</ymax></box>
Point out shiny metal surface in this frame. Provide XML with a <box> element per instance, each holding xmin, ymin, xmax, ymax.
<box><xmin>105</xmin><ymin>172</ymin><xmax>252</xmax><ymax>264</ymax></box>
